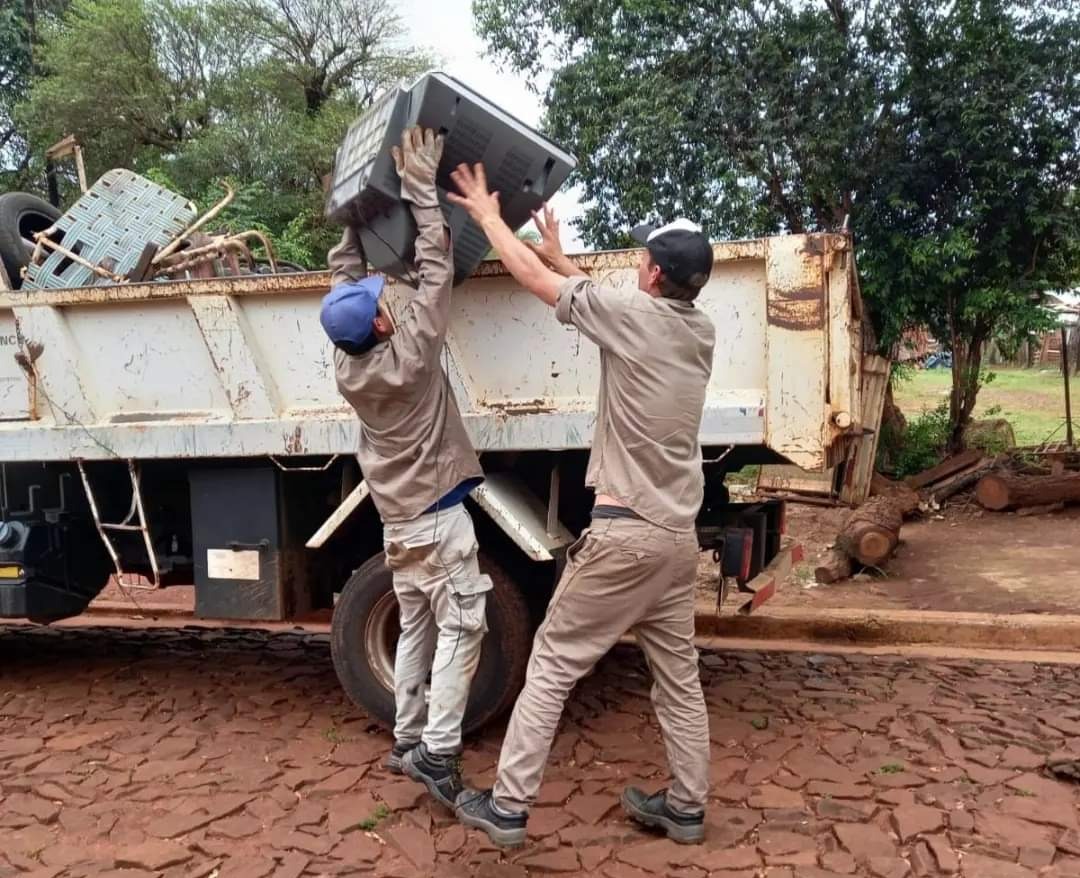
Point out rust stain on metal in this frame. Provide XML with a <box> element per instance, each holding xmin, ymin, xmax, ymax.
<box><xmin>284</xmin><ymin>426</ymin><xmax>305</xmax><ymax>454</ymax></box>
<box><xmin>768</xmin><ymin>285</ymin><xmax>826</xmax><ymax>331</ymax></box>
<box><xmin>483</xmin><ymin>398</ymin><xmax>556</xmax><ymax>415</ymax></box>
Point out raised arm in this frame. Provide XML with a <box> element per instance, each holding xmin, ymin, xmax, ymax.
<box><xmin>447</xmin><ymin>163</ymin><xmax>568</xmax><ymax>308</ymax></box>
<box><xmin>392</xmin><ymin>128</ymin><xmax>454</xmax><ymax>369</ymax></box>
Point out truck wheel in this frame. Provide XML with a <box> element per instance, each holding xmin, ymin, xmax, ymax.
<box><xmin>0</xmin><ymin>192</ymin><xmax>61</xmax><ymax>289</ymax></box>
<box><xmin>331</xmin><ymin>551</ymin><xmax>532</xmax><ymax>735</ymax></box>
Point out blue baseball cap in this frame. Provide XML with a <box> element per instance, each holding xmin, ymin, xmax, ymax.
<box><xmin>320</xmin><ymin>276</ymin><xmax>387</xmax><ymax>353</ymax></box>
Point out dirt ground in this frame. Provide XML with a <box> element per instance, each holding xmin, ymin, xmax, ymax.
<box><xmin>97</xmin><ymin>495</ymin><xmax>1080</xmax><ymax>622</ymax></box>
<box><xmin>704</xmin><ymin>502</ymin><xmax>1080</xmax><ymax>618</ymax></box>
<box><xmin>4</xmin><ymin>623</ymin><xmax>1080</xmax><ymax>877</ymax></box>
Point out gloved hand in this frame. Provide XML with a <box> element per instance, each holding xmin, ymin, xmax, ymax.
<box><xmin>392</xmin><ymin>126</ymin><xmax>444</xmax><ymax>208</ymax></box>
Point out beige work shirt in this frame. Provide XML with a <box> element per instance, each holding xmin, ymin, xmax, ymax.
<box><xmin>555</xmin><ymin>276</ymin><xmax>715</xmax><ymax>531</ymax></box>
<box><xmin>331</xmin><ymin>206</ymin><xmax>482</xmax><ymax>524</ymax></box>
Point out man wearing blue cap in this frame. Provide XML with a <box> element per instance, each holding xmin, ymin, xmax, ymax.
<box><xmin>447</xmin><ymin>166</ymin><xmax>716</xmax><ymax>847</ymax></box>
<box><xmin>321</xmin><ymin>127</ymin><xmax>488</xmax><ymax>811</ymax></box>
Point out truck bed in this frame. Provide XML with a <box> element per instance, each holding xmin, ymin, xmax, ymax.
<box><xmin>0</xmin><ymin>234</ymin><xmax>862</xmax><ymax>469</ymax></box>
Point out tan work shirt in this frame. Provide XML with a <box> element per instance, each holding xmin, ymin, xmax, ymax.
<box><xmin>555</xmin><ymin>276</ymin><xmax>715</xmax><ymax>531</ymax></box>
<box><xmin>331</xmin><ymin>206</ymin><xmax>482</xmax><ymax>523</ymax></box>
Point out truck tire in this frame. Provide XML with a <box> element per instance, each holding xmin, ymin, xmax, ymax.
<box><xmin>331</xmin><ymin>550</ymin><xmax>532</xmax><ymax>735</ymax></box>
<box><xmin>0</xmin><ymin>192</ymin><xmax>60</xmax><ymax>289</ymax></box>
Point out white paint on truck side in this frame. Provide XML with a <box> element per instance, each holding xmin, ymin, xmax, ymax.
<box><xmin>0</xmin><ymin>235</ymin><xmax>862</xmax><ymax>469</ymax></box>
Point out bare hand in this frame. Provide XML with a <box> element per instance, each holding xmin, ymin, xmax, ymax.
<box><xmin>524</xmin><ymin>204</ymin><xmax>565</xmax><ymax>268</ymax></box>
<box><xmin>447</xmin><ymin>163</ymin><xmax>501</xmax><ymax>225</ymax></box>
<box><xmin>391</xmin><ymin>126</ymin><xmax>443</xmax><ymax>207</ymax></box>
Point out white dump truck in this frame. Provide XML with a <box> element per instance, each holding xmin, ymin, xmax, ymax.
<box><xmin>0</xmin><ymin>232</ymin><xmax>863</xmax><ymax>729</ymax></box>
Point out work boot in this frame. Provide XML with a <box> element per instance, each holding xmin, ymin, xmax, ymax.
<box><xmin>385</xmin><ymin>741</ymin><xmax>417</xmax><ymax>775</ymax></box>
<box><xmin>454</xmin><ymin>788</ymin><xmax>528</xmax><ymax>847</ymax></box>
<box><xmin>401</xmin><ymin>742</ymin><xmax>464</xmax><ymax>809</ymax></box>
<box><xmin>621</xmin><ymin>786</ymin><xmax>705</xmax><ymax>844</ymax></box>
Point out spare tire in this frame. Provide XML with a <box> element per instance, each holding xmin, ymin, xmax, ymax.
<box><xmin>0</xmin><ymin>192</ymin><xmax>61</xmax><ymax>289</ymax></box>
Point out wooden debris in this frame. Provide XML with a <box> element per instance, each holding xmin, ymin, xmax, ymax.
<box><xmin>869</xmin><ymin>472</ymin><xmax>920</xmax><ymax>517</ymax></box>
<box><xmin>907</xmin><ymin>449</ymin><xmax>983</xmax><ymax>490</ymax></box>
<box><xmin>976</xmin><ymin>471</ymin><xmax>1080</xmax><ymax>511</ymax></box>
<box><xmin>926</xmin><ymin>458</ymin><xmax>993</xmax><ymax>504</ymax></box>
<box><xmin>814</xmin><ymin>547</ymin><xmax>853</xmax><ymax>584</ymax></box>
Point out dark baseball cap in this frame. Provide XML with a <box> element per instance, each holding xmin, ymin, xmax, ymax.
<box><xmin>320</xmin><ymin>275</ymin><xmax>386</xmax><ymax>354</ymax></box>
<box><xmin>630</xmin><ymin>219</ymin><xmax>713</xmax><ymax>291</ymax></box>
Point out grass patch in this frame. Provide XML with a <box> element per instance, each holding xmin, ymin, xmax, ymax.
<box><xmin>893</xmin><ymin>367</ymin><xmax>1072</xmax><ymax>447</ymax></box>
<box><xmin>750</xmin><ymin>716</ymin><xmax>769</xmax><ymax>731</ymax></box>
<box><xmin>876</xmin><ymin>762</ymin><xmax>905</xmax><ymax>774</ymax></box>
<box><xmin>359</xmin><ymin>804</ymin><xmax>391</xmax><ymax>830</ymax></box>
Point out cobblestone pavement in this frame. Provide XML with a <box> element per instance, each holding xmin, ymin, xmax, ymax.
<box><xmin>2</xmin><ymin>625</ymin><xmax>1080</xmax><ymax>878</ymax></box>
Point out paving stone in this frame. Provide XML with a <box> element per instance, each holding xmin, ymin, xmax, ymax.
<box><xmin>749</xmin><ymin>785</ymin><xmax>806</xmax><ymax>809</ymax></box>
<box><xmin>535</xmin><ymin>780</ymin><xmax>577</xmax><ymax>806</ymax></box>
<box><xmin>955</xmin><ymin>854</ymin><xmax>1035</xmax><ymax>877</ymax></box>
<box><xmin>5</xmin><ymin>793</ymin><xmax>60</xmax><ymax>824</ymax></box>
<box><xmin>819</xmin><ymin>851</ymin><xmax>856</xmax><ymax>874</ymax></box>
<box><xmin>114</xmin><ymin>841</ymin><xmax>192</xmax><ymax>871</ymax></box>
<box><xmin>386</xmin><ymin>824</ymin><xmax>434</xmax><ymax>871</ymax></box>
<box><xmin>892</xmin><ymin>804</ymin><xmax>945</xmax><ymax>841</ymax></box>
<box><xmin>866</xmin><ymin>857</ymin><xmax>910</xmax><ymax>878</ymax></box>
<box><xmin>330</xmin><ymin>832</ymin><xmax>382</xmax><ymax>862</ymax></box>
<box><xmin>517</xmin><ymin>848</ymin><xmax>581</xmax><ymax>872</ymax></box>
<box><xmin>758</xmin><ymin>830</ymin><xmax>818</xmax><ymax>856</ymax></box>
<box><xmin>580</xmin><ymin>845</ymin><xmax>613</xmax><ymax>872</ymax></box>
<box><xmin>690</xmin><ymin>846</ymin><xmax>760</xmax><ymax>871</ymax></box>
<box><xmin>807</xmin><ymin>782</ymin><xmax>874</xmax><ymax>800</ymax></box>
<box><xmin>326</xmin><ymin>793</ymin><xmax>380</xmax><ymax>835</ymax></box>
<box><xmin>833</xmin><ymin>823</ymin><xmax>897</xmax><ymax>861</ymax></box>
<box><xmin>565</xmin><ymin>793</ymin><xmax>619</xmax><ymax>824</ymax></box>
<box><xmin>375</xmin><ymin>781</ymin><xmax>426</xmax><ymax>812</ymax></box>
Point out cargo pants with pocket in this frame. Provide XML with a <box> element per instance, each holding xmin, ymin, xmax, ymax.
<box><xmin>383</xmin><ymin>503</ymin><xmax>492</xmax><ymax>755</ymax></box>
<box><xmin>492</xmin><ymin>516</ymin><xmax>709</xmax><ymax>813</ymax></box>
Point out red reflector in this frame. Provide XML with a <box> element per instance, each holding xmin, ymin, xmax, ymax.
<box><xmin>740</xmin><ymin>530</ymin><xmax>753</xmax><ymax>582</ymax></box>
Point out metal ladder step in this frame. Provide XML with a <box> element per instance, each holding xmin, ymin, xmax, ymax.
<box><xmin>77</xmin><ymin>460</ymin><xmax>160</xmax><ymax>589</ymax></box>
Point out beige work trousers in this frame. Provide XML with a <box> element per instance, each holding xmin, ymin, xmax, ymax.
<box><xmin>383</xmin><ymin>504</ymin><xmax>491</xmax><ymax>755</ymax></box>
<box><xmin>492</xmin><ymin>516</ymin><xmax>709</xmax><ymax>814</ymax></box>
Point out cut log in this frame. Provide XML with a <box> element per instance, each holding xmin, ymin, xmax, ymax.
<box><xmin>907</xmin><ymin>449</ymin><xmax>983</xmax><ymax>490</ymax></box>
<box><xmin>926</xmin><ymin>459</ymin><xmax>991</xmax><ymax>504</ymax></box>
<box><xmin>835</xmin><ymin>495</ymin><xmax>903</xmax><ymax>566</ymax></box>
<box><xmin>975</xmin><ymin>471</ymin><xmax>1080</xmax><ymax>511</ymax></box>
<box><xmin>814</xmin><ymin>548</ymin><xmax>853</xmax><ymax>584</ymax></box>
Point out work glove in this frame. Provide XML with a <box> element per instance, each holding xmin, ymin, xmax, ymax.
<box><xmin>392</xmin><ymin>126</ymin><xmax>444</xmax><ymax>208</ymax></box>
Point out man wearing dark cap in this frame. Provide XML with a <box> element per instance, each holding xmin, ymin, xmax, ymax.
<box><xmin>446</xmin><ymin>168</ymin><xmax>716</xmax><ymax>847</ymax></box>
<box><xmin>321</xmin><ymin>128</ymin><xmax>488</xmax><ymax>812</ymax></box>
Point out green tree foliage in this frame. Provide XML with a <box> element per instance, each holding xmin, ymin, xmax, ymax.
<box><xmin>8</xmin><ymin>0</ymin><xmax>431</xmax><ymax>265</ymax></box>
<box><xmin>476</xmin><ymin>0</ymin><xmax>1080</xmax><ymax>446</ymax></box>
<box><xmin>0</xmin><ymin>0</ymin><xmax>70</xmax><ymax>189</ymax></box>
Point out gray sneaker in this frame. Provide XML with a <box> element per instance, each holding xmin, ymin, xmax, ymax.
<box><xmin>621</xmin><ymin>786</ymin><xmax>705</xmax><ymax>844</ymax></box>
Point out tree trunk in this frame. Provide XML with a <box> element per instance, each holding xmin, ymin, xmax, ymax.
<box><xmin>948</xmin><ymin>325</ymin><xmax>986</xmax><ymax>453</ymax></box>
<box><xmin>975</xmin><ymin>472</ymin><xmax>1080</xmax><ymax>511</ymax></box>
<box><xmin>835</xmin><ymin>495</ymin><xmax>904</xmax><ymax>565</ymax></box>
<box><xmin>814</xmin><ymin>548</ymin><xmax>853</xmax><ymax>584</ymax></box>
<box><xmin>1070</xmin><ymin>326</ymin><xmax>1080</xmax><ymax>377</ymax></box>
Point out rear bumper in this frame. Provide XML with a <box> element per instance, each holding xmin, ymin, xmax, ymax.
<box><xmin>733</xmin><ymin>539</ymin><xmax>803</xmax><ymax>615</ymax></box>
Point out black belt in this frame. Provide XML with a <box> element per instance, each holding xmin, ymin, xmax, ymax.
<box><xmin>591</xmin><ymin>504</ymin><xmax>643</xmax><ymax>521</ymax></box>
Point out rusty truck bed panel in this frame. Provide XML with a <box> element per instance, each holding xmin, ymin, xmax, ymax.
<box><xmin>0</xmin><ymin>235</ymin><xmax>862</xmax><ymax>468</ymax></box>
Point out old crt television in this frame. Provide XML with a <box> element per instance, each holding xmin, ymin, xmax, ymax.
<box><xmin>326</xmin><ymin>71</ymin><xmax>577</xmax><ymax>286</ymax></box>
